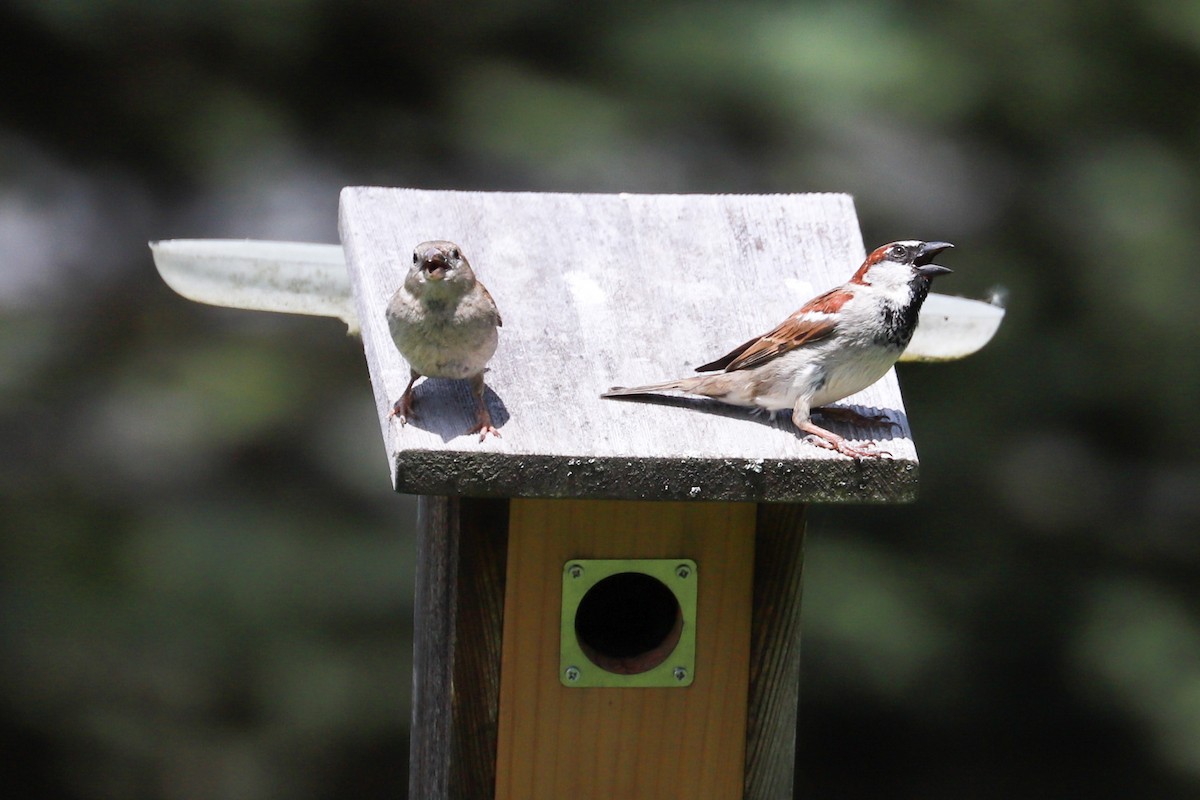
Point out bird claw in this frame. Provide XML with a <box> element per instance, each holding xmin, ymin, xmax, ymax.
<box><xmin>471</xmin><ymin>424</ymin><xmax>502</xmax><ymax>442</ymax></box>
<box><xmin>470</xmin><ymin>402</ymin><xmax>501</xmax><ymax>442</ymax></box>
<box><xmin>805</xmin><ymin>434</ymin><xmax>890</xmax><ymax>460</ymax></box>
<box><xmin>389</xmin><ymin>396</ymin><xmax>414</xmax><ymax>426</ymax></box>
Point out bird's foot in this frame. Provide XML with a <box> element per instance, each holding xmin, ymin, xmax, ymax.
<box><xmin>470</xmin><ymin>422</ymin><xmax>502</xmax><ymax>442</ymax></box>
<box><xmin>859</xmin><ymin>442</ymin><xmax>893</xmax><ymax>459</ymax></box>
<box><xmin>389</xmin><ymin>373</ymin><xmax>422</xmax><ymax>426</ymax></box>
<box><xmin>470</xmin><ymin>405</ymin><xmax>501</xmax><ymax>442</ymax></box>
<box><xmin>389</xmin><ymin>394</ymin><xmax>414</xmax><ymax>425</ymax></box>
<box><xmin>797</xmin><ymin>419</ymin><xmax>891</xmax><ymax>459</ymax></box>
<box><xmin>814</xmin><ymin>406</ymin><xmax>899</xmax><ymax>431</ymax></box>
<box><xmin>807</xmin><ymin>435</ymin><xmax>890</xmax><ymax>460</ymax></box>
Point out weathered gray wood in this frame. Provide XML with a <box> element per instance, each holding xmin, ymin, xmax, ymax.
<box><xmin>409</xmin><ymin>496</ymin><xmax>509</xmax><ymax>800</ymax></box>
<box><xmin>448</xmin><ymin>498</ymin><xmax>508</xmax><ymax>800</ymax></box>
<box><xmin>408</xmin><ymin>496</ymin><xmax>458</xmax><ymax>800</ymax></box>
<box><xmin>339</xmin><ymin>188</ymin><xmax>918</xmax><ymax>502</ymax></box>
<box><xmin>746</xmin><ymin>503</ymin><xmax>807</xmax><ymax>799</ymax></box>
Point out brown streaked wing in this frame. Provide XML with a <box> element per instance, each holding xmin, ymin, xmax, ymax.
<box><xmin>721</xmin><ymin>313</ymin><xmax>837</xmax><ymax>371</ymax></box>
<box><xmin>694</xmin><ymin>335</ymin><xmax>760</xmax><ymax>372</ymax></box>
<box><xmin>695</xmin><ymin>287</ymin><xmax>850</xmax><ymax>373</ymax></box>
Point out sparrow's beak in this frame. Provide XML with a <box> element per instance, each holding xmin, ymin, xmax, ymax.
<box><xmin>421</xmin><ymin>254</ymin><xmax>450</xmax><ymax>281</ymax></box>
<box><xmin>914</xmin><ymin>241</ymin><xmax>953</xmax><ymax>277</ymax></box>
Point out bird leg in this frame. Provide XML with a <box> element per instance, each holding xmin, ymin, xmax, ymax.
<box><xmin>467</xmin><ymin>373</ymin><xmax>500</xmax><ymax>441</ymax></box>
<box><xmin>792</xmin><ymin>402</ymin><xmax>888</xmax><ymax>459</ymax></box>
<box><xmin>389</xmin><ymin>369</ymin><xmax>421</xmax><ymax>425</ymax></box>
<box><xmin>814</xmin><ymin>405</ymin><xmax>899</xmax><ymax>431</ymax></box>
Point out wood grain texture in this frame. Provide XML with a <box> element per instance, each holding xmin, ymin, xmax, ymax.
<box><xmin>745</xmin><ymin>503</ymin><xmax>807</xmax><ymax>800</ymax></box>
<box><xmin>408</xmin><ymin>496</ymin><xmax>457</xmax><ymax>800</ymax></box>
<box><xmin>408</xmin><ymin>497</ymin><xmax>509</xmax><ymax>800</ymax></box>
<box><xmin>449</xmin><ymin>498</ymin><xmax>509</xmax><ymax>800</ymax></box>
<box><xmin>338</xmin><ymin>189</ymin><xmax>919</xmax><ymax>503</ymax></box>
<box><xmin>494</xmin><ymin>498</ymin><xmax>756</xmax><ymax>800</ymax></box>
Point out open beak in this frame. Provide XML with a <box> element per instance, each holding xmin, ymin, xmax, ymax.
<box><xmin>915</xmin><ymin>241</ymin><xmax>953</xmax><ymax>277</ymax></box>
<box><xmin>421</xmin><ymin>255</ymin><xmax>450</xmax><ymax>281</ymax></box>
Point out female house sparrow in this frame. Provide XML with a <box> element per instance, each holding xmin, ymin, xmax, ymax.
<box><xmin>603</xmin><ymin>240</ymin><xmax>954</xmax><ymax>458</ymax></box>
<box><xmin>386</xmin><ymin>240</ymin><xmax>503</xmax><ymax>440</ymax></box>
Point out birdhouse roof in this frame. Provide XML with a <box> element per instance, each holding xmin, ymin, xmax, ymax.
<box><xmin>340</xmin><ymin>188</ymin><xmax>919</xmax><ymax>502</ymax></box>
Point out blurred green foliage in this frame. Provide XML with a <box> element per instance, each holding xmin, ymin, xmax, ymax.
<box><xmin>2</xmin><ymin>0</ymin><xmax>1199</xmax><ymax>797</ymax></box>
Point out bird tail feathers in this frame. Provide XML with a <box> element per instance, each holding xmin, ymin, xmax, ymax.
<box><xmin>601</xmin><ymin>379</ymin><xmax>691</xmax><ymax>399</ymax></box>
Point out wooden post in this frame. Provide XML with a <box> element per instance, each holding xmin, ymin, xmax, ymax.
<box><xmin>339</xmin><ymin>189</ymin><xmax>919</xmax><ymax>799</ymax></box>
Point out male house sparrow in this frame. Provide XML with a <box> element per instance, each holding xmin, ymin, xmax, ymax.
<box><xmin>386</xmin><ymin>240</ymin><xmax>502</xmax><ymax>440</ymax></box>
<box><xmin>603</xmin><ymin>240</ymin><xmax>954</xmax><ymax>458</ymax></box>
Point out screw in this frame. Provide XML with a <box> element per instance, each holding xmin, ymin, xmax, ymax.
<box><xmin>564</xmin><ymin>666</ymin><xmax>581</xmax><ymax>682</ymax></box>
<box><xmin>567</xmin><ymin>564</ymin><xmax>583</xmax><ymax>579</ymax></box>
<box><xmin>673</xmin><ymin>667</ymin><xmax>688</xmax><ymax>682</ymax></box>
<box><xmin>675</xmin><ymin>564</ymin><xmax>691</xmax><ymax>579</ymax></box>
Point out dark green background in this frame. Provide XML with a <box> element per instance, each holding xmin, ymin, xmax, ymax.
<box><xmin>3</xmin><ymin>1</ymin><xmax>1199</xmax><ymax>796</ymax></box>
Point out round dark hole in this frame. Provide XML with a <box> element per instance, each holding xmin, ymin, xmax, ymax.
<box><xmin>574</xmin><ymin>572</ymin><xmax>683</xmax><ymax>675</ymax></box>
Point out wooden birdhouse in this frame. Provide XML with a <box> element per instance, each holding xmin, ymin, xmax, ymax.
<box><xmin>337</xmin><ymin>188</ymin><xmax>922</xmax><ymax>799</ymax></box>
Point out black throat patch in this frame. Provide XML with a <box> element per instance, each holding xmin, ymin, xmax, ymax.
<box><xmin>877</xmin><ymin>279</ymin><xmax>932</xmax><ymax>348</ymax></box>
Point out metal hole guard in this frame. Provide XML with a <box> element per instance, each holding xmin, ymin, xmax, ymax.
<box><xmin>560</xmin><ymin>559</ymin><xmax>698</xmax><ymax>688</ymax></box>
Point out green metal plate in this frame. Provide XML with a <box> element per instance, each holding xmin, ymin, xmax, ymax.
<box><xmin>559</xmin><ymin>558</ymin><xmax>697</xmax><ymax>688</ymax></box>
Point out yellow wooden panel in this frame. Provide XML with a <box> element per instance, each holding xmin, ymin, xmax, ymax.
<box><xmin>495</xmin><ymin>499</ymin><xmax>756</xmax><ymax>800</ymax></box>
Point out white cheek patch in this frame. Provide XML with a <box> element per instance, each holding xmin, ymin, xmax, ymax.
<box><xmin>865</xmin><ymin>262</ymin><xmax>910</xmax><ymax>285</ymax></box>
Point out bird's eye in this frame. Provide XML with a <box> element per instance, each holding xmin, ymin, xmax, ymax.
<box><xmin>889</xmin><ymin>245</ymin><xmax>908</xmax><ymax>260</ymax></box>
